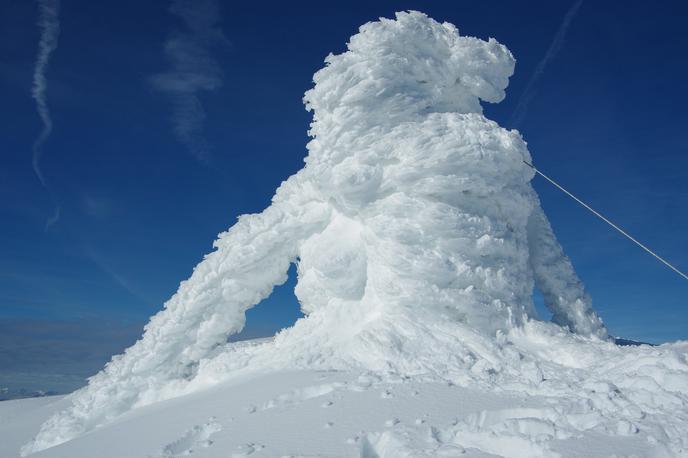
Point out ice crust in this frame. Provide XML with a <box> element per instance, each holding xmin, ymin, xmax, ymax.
<box><xmin>24</xmin><ymin>11</ymin><xmax>687</xmax><ymax>456</ymax></box>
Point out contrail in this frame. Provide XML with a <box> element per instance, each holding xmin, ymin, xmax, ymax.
<box><xmin>510</xmin><ymin>0</ymin><xmax>583</xmax><ymax>128</ymax></box>
<box><xmin>32</xmin><ymin>0</ymin><xmax>61</xmax><ymax>229</ymax></box>
<box><xmin>83</xmin><ymin>246</ymin><xmax>154</xmax><ymax>307</ymax></box>
<box><xmin>151</xmin><ymin>0</ymin><xmax>227</xmax><ymax>163</ymax></box>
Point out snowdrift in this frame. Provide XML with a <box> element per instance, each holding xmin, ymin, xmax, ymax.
<box><xmin>22</xmin><ymin>11</ymin><xmax>688</xmax><ymax>457</ymax></box>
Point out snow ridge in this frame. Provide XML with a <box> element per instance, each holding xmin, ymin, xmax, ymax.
<box><xmin>23</xmin><ymin>11</ymin><xmax>687</xmax><ymax>456</ymax></box>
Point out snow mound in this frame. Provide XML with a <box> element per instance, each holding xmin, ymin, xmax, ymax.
<box><xmin>23</xmin><ymin>11</ymin><xmax>687</xmax><ymax>456</ymax></box>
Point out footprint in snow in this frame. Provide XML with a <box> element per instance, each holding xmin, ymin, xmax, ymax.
<box><xmin>351</xmin><ymin>374</ymin><xmax>378</xmax><ymax>391</ymax></box>
<box><xmin>435</xmin><ymin>444</ymin><xmax>466</xmax><ymax>455</ymax></box>
<box><xmin>231</xmin><ymin>443</ymin><xmax>265</xmax><ymax>457</ymax></box>
<box><xmin>385</xmin><ymin>418</ymin><xmax>400</xmax><ymax>427</ymax></box>
<box><xmin>262</xmin><ymin>383</ymin><xmax>343</xmax><ymax>410</ymax></box>
<box><xmin>160</xmin><ymin>418</ymin><xmax>221</xmax><ymax>457</ymax></box>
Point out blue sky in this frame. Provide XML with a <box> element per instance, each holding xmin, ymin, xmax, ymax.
<box><xmin>1</xmin><ymin>0</ymin><xmax>687</xmax><ymax>393</ymax></box>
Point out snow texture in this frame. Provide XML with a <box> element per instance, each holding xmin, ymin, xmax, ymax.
<box><xmin>22</xmin><ymin>11</ymin><xmax>687</xmax><ymax>456</ymax></box>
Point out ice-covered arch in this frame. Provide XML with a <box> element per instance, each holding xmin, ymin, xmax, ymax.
<box><xmin>24</xmin><ymin>11</ymin><xmax>608</xmax><ymax>454</ymax></box>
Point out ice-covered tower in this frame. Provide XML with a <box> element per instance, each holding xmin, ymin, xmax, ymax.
<box><xmin>296</xmin><ymin>11</ymin><xmax>607</xmax><ymax>338</ymax></box>
<box><xmin>24</xmin><ymin>11</ymin><xmax>607</xmax><ymax>455</ymax></box>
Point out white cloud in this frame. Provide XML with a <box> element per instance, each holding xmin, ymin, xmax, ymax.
<box><xmin>151</xmin><ymin>0</ymin><xmax>228</xmax><ymax>163</ymax></box>
<box><xmin>31</xmin><ymin>0</ymin><xmax>61</xmax><ymax>229</ymax></box>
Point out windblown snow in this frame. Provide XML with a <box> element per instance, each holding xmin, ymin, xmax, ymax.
<box><xmin>15</xmin><ymin>11</ymin><xmax>688</xmax><ymax>457</ymax></box>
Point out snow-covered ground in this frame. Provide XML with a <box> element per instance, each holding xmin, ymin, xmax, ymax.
<box><xmin>2</xmin><ymin>335</ymin><xmax>686</xmax><ymax>457</ymax></box>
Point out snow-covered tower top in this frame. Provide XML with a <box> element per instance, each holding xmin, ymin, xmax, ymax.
<box><xmin>304</xmin><ymin>11</ymin><xmax>515</xmax><ymax>137</ymax></box>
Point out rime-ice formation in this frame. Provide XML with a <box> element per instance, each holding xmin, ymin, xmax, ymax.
<box><xmin>24</xmin><ymin>12</ymin><xmax>688</xmax><ymax>456</ymax></box>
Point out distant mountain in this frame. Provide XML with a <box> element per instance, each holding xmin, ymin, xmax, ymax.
<box><xmin>614</xmin><ymin>337</ymin><xmax>656</xmax><ymax>347</ymax></box>
<box><xmin>0</xmin><ymin>387</ymin><xmax>58</xmax><ymax>402</ymax></box>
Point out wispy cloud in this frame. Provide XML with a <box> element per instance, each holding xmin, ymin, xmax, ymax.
<box><xmin>510</xmin><ymin>0</ymin><xmax>583</xmax><ymax>128</ymax></box>
<box><xmin>83</xmin><ymin>246</ymin><xmax>153</xmax><ymax>307</ymax></box>
<box><xmin>32</xmin><ymin>0</ymin><xmax>61</xmax><ymax>229</ymax></box>
<box><xmin>151</xmin><ymin>0</ymin><xmax>228</xmax><ymax>163</ymax></box>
